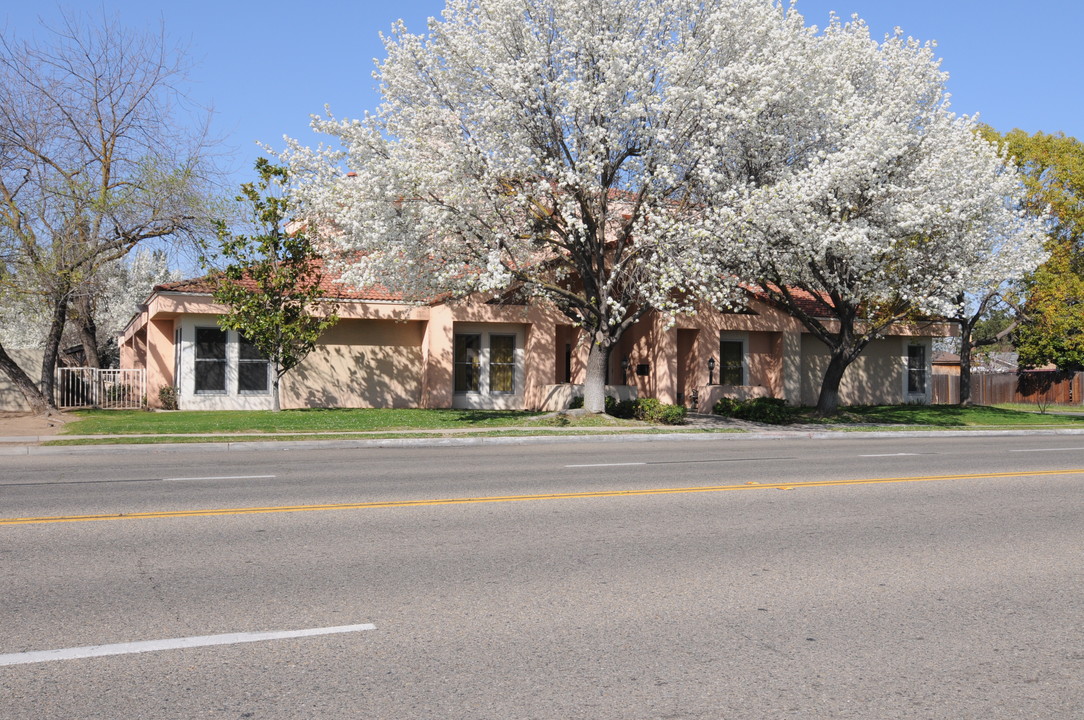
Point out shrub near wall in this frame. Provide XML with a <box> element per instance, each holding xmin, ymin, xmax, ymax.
<box><xmin>569</xmin><ymin>395</ymin><xmax>687</xmax><ymax>425</ymax></box>
<box><xmin>713</xmin><ymin>397</ymin><xmax>797</xmax><ymax>425</ymax></box>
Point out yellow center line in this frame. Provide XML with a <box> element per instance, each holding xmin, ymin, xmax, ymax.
<box><xmin>4</xmin><ymin>468</ymin><xmax>1083</xmax><ymax>526</ymax></box>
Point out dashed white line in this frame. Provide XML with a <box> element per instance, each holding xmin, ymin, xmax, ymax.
<box><xmin>1009</xmin><ymin>447</ymin><xmax>1084</xmax><ymax>453</ymax></box>
<box><xmin>162</xmin><ymin>474</ymin><xmax>276</xmax><ymax>482</ymax></box>
<box><xmin>859</xmin><ymin>453</ymin><xmax>923</xmax><ymax>457</ymax></box>
<box><xmin>565</xmin><ymin>462</ymin><xmax>647</xmax><ymax>468</ymax></box>
<box><xmin>0</xmin><ymin>623</ymin><xmax>376</xmax><ymax>666</ymax></box>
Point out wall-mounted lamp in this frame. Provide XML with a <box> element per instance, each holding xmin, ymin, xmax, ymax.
<box><xmin>708</xmin><ymin>356</ymin><xmax>716</xmax><ymax>385</ymax></box>
<box><xmin>621</xmin><ymin>355</ymin><xmax>630</xmax><ymax>385</ymax></box>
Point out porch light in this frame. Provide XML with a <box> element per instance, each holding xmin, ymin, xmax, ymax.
<box><xmin>708</xmin><ymin>356</ymin><xmax>716</xmax><ymax>385</ymax></box>
<box><xmin>621</xmin><ymin>355</ymin><xmax>630</xmax><ymax>385</ymax></box>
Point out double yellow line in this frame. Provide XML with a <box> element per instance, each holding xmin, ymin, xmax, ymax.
<box><xmin>3</xmin><ymin>469</ymin><xmax>1082</xmax><ymax>526</ymax></box>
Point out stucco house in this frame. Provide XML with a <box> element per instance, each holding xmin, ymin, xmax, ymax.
<box><xmin>118</xmin><ymin>271</ymin><xmax>953</xmax><ymax>411</ymax></box>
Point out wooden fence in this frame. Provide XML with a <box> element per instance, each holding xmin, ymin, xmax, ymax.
<box><xmin>933</xmin><ymin>370</ymin><xmax>1082</xmax><ymax>406</ymax></box>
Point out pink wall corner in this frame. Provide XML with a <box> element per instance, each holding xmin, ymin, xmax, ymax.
<box><xmin>119</xmin><ymin>330</ymin><xmax>144</xmax><ymax>372</ymax></box>
<box><xmin>746</xmin><ymin>332</ymin><xmax>776</xmax><ymax>390</ymax></box>
<box><xmin>764</xmin><ymin>332</ymin><xmax>785</xmax><ymax>397</ymax></box>
<box><xmin>652</xmin><ymin>314</ymin><xmax>679</xmax><ymax>405</ymax></box>
<box><xmin>145</xmin><ymin>318</ymin><xmax>175</xmax><ymax>408</ymax></box>
<box><xmin>618</xmin><ymin>316</ymin><xmax>652</xmax><ymax>397</ymax></box>
<box><xmin>422</xmin><ymin>305</ymin><xmax>454</xmax><ymax>408</ymax></box>
<box><xmin>523</xmin><ymin>315</ymin><xmax>557</xmax><ymax>410</ymax></box>
<box><xmin>676</xmin><ymin>327</ymin><xmax>699</xmax><ymax>404</ymax></box>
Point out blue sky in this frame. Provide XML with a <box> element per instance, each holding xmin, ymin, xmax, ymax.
<box><xmin>4</xmin><ymin>1</ymin><xmax>1081</xmax><ymax>190</ymax></box>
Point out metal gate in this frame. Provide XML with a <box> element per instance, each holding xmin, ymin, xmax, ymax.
<box><xmin>55</xmin><ymin>367</ymin><xmax>146</xmax><ymax>409</ymax></box>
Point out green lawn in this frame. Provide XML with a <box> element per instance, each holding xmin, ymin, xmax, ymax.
<box><xmin>807</xmin><ymin>404</ymin><xmax>1084</xmax><ymax>428</ymax></box>
<box><xmin>990</xmin><ymin>403</ymin><xmax>1084</xmax><ymax>415</ymax></box>
<box><xmin>54</xmin><ymin>403</ymin><xmax>1084</xmax><ymax>441</ymax></box>
<box><xmin>60</xmin><ymin>408</ymin><xmax>549</xmax><ymax>435</ymax></box>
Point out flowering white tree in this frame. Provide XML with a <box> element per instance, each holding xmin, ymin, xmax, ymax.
<box><xmin>0</xmin><ymin>249</ymin><xmax>178</xmax><ymax>363</ymax></box>
<box><xmin>722</xmin><ymin>17</ymin><xmax>1046</xmax><ymax>415</ymax></box>
<box><xmin>286</xmin><ymin>0</ymin><xmax>817</xmax><ymax>413</ymax></box>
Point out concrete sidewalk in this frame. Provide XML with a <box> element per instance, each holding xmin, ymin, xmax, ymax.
<box><xmin>4</xmin><ymin>415</ymin><xmax>1084</xmax><ymax>455</ymax></box>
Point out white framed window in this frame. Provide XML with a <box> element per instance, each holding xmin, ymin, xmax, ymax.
<box><xmin>907</xmin><ymin>344</ymin><xmax>927</xmax><ymax>395</ymax></box>
<box><xmin>191</xmin><ymin>325</ymin><xmax>270</xmax><ymax>397</ymax></box>
<box><xmin>237</xmin><ymin>335</ymin><xmax>270</xmax><ymax>394</ymax></box>
<box><xmin>454</xmin><ymin>333</ymin><xmax>482</xmax><ymax>393</ymax></box>
<box><xmin>195</xmin><ymin>327</ymin><xmax>227</xmax><ymax>394</ymax></box>
<box><xmin>173</xmin><ymin>326</ymin><xmax>182</xmax><ymax>389</ymax></box>
<box><xmin>452</xmin><ymin>324</ymin><xmax>524</xmax><ymax>408</ymax></box>
<box><xmin>489</xmin><ymin>335</ymin><xmax>516</xmax><ymax>394</ymax></box>
<box><xmin>718</xmin><ymin>333</ymin><xmax>747</xmax><ymax>386</ymax></box>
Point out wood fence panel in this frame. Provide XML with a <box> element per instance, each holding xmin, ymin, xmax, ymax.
<box><xmin>932</xmin><ymin>371</ymin><xmax>1081</xmax><ymax>406</ymax></box>
<box><xmin>932</xmin><ymin>375</ymin><xmax>958</xmax><ymax>404</ymax></box>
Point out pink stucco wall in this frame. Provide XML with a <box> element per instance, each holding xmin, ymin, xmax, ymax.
<box><xmin>120</xmin><ymin>290</ymin><xmax>955</xmax><ymax>411</ymax></box>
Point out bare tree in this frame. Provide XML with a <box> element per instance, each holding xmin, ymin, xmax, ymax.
<box><xmin>0</xmin><ymin>11</ymin><xmax>217</xmax><ymax>413</ymax></box>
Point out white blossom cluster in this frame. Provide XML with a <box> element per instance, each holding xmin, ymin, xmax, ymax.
<box><xmin>283</xmin><ymin>0</ymin><xmax>1045</xmax><ymax>365</ymax></box>
<box><xmin>0</xmin><ymin>250</ymin><xmax>178</xmax><ymax>356</ymax></box>
<box><xmin>715</xmin><ymin>14</ymin><xmax>1047</xmax><ymax>321</ymax></box>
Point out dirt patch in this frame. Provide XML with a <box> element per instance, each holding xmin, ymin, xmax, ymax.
<box><xmin>0</xmin><ymin>411</ymin><xmax>73</xmax><ymax>437</ymax></box>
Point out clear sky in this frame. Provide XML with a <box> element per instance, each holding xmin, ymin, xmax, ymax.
<box><xmin>3</xmin><ymin>0</ymin><xmax>1081</xmax><ymax>190</ymax></box>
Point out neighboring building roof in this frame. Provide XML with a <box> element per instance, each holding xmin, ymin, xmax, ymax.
<box><xmin>972</xmin><ymin>351</ymin><xmax>1020</xmax><ymax>373</ymax></box>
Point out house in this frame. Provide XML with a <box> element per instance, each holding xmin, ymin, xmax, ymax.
<box><xmin>118</xmin><ymin>274</ymin><xmax>954</xmax><ymax>412</ymax></box>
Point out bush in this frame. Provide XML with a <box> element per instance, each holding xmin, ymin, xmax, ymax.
<box><xmin>633</xmin><ymin>397</ymin><xmax>687</xmax><ymax>425</ymax></box>
<box><xmin>158</xmin><ymin>385</ymin><xmax>179</xmax><ymax>411</ymax></box>
<box><xmin>712</xmin><ymin>396</ymin><xmax>795</xmax><ymax>425</ymax></box>
<box><xmin>566</xmin><ymin>394</ymin><xmax>685</xmax><ymax>424</ymax></box>
<box><xmin>654</xmin><ymin>403</ymin><xmax>688</xmax><ymax>425</ymax></box>
<box><xmin>608</xmin><ymin>397</ymin><xmax>638</xmax><ymax>419</ymax></box>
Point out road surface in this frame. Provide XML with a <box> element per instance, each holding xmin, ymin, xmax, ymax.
<box><xmin>2</xmin><ymin>434</ymin><xmax>1083</xmax><ymax>718</ymax></box>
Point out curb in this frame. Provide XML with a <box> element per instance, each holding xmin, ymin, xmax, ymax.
<box><xmin>5</xmin><ymin>427</ymin><xmax>1084</xmax><ymax>455</ymax></box>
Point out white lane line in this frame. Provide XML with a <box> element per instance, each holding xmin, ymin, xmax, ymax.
<box><xmin>859</xmin><ymin>453</ymin><xmax>923</xmax><ymax>457</ymax></box>
<box><xmin>0</xmin><ymin>623</ymin><xmax>376</xmax><ymax>667</ymax></box>
<box><xmin>162</xmin><ymin>475</ymin><xmax>276</xmax><ymax>482</ymax></box>
<box><xmin>565</xmin><ymin>462</ymin><xmax>647</xmax><ymax>468</ymax></box>
<box><xmin>1009</xmin><ymin>447</ymin><xmax>1084</xmax><ymax>453</ymax></box>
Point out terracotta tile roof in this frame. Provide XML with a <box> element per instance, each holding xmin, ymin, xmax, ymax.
<box><xmin>154</xmin><ymin>260</ymin><xmax>405</xmax><ymax>302</ymax></box>
<box><xmin>746</xmin><ymin>284</ymin><xmax>835</xmax><ymax>319</ymax></box>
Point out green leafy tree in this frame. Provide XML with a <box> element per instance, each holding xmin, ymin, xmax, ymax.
<box><xmin>980</xmin><ymin>128</ymin><xmax>1084</xmax><ymax>371</ymax></box>
<box><xmin>951</xmin><ymin>290</ymin><xmax>1020</xmax><ymax>405</ymax></box>
<box><xmin>1014</xmin><ymin>242</ymin><xmax>1084</xmax><ymax>370</ymax></box>
<box><xmin>210</xmin><ymin>159</ymin><xmax>338</xmax><ymax>411</ymax></box>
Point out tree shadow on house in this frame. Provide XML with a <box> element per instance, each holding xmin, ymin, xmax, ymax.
<box><xmin>285</xmin><ymin>341</ymin><xmax>425</xmax><ymax>410</ymax></box>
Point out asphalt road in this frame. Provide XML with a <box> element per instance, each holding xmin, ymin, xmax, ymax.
<box><xmin>2</xmin><ymin>434</ymin><xmax>1083</xmax><ymax>718</ymax></box>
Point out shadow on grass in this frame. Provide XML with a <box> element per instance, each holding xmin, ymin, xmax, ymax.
<box><xmin>824</xmin><ymin>404</ymin><xmax>1084</xmax><ymax>427</ymax></box>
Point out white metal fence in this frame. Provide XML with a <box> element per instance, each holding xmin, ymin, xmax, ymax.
<box><xmin>55</xmin><ymin>367</ymin><xmax>146</xmax><ymax>409</ymax></box>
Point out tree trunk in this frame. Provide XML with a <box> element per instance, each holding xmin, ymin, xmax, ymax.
<box><xmin>272</xmin><ymin>360</ymin><xmax>282</xmax><ymax>412</ymax></box>
<box><xmin>815</xmin><ymin>349</ymin><xmax>850</xmax><ymax>417</ymax></box>
<box><xmin>37</xmin><ymin>293</ymin><xmax>68</xmax><ymax>411</ymax></box>
<box><xmin>958</xmin><ymin>321</ymin><xmax>974</xmax><ymax>407</ymax></box>
<box><xmin>0</xmin><ymin>342</ymin><xmax>50</xmax><ymax>414</ymax></box>
<box><xmin>582</xmin><ymin>338</ymin><xmax>611</xmax><ymax>414</ymax></box>
<box><xmin>73</xmin><ymin>295</ymin><xmax>102</xmax><ymax>369</ymax></box>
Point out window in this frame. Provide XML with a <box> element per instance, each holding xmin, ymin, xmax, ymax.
<box><xmin>489</xmin><ymin>335</ymin><xmax>515</xmax><ymax>393</ymax></box>
<box><xmin>454</xmin><ymin>334</ymin><xmax>481</xmax><ymax>392</ymax></box>
<box><xmin>173</xmin><ymin>327</ymin><xmax>182</xmax><ymax>390</ymax></box>
<box><xmin>195</xmin><ymin>327</ymin><xmax>227</xmax><ymax>393</ymax></box>
<box><xmin>907</xmin><ymin>345</ymin><xmax>927</xmax><ymax>394</ymax></box>
<box><xmin>238</xmin><ymin>335</ymin><xmax>270</xmax><ymax>393</ymax></box>
<box><xmin>453</xmin><ymin>329</ymin><xmax>521</xmax><ymax>401</ymax></box>
<box><xmin>719</xmin><ymin>339</ymin><xmax>744</xmax><ymax>386</ymax></box>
